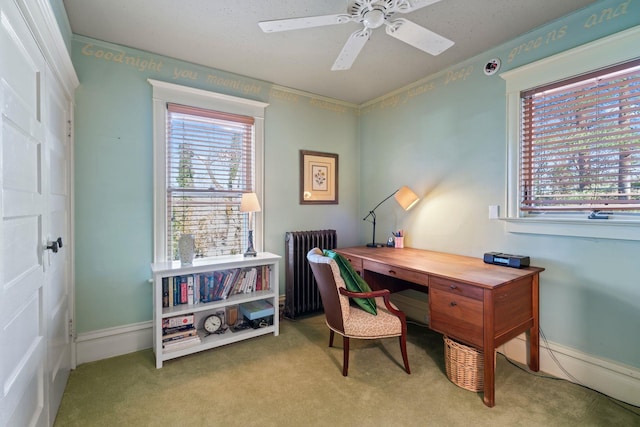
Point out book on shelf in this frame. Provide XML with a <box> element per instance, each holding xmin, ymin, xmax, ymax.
<box><xmin>162</xmin><ymin>277</ymin><xmax>169</xmax><ymax>307</ymax></box>
<box><xmin>168</xmin><ymin>277</ymin><xmax>174</xmax><ymax>307</ymax></box>
<box><xmin>162</xmin><ymin>324</ymin><xmax>194</xmax><ymax>334</ymax></box>
<box><xmin>162</xmin><ymin>314</ymin><xmax>194</xmax><ymax>329</ymax></box>
<box><xmin>240</xmin><ymin>299</ymin><xmax>275</xmax><ymax>320</ymax></box>
<box><xmin>264</xmin><ymin>265</ymin><xmax>270</xmax><ymax>290</ymax></box>
<box><xmin>255</xmin><ymin>267</ymin><xmax>262</xmax><ymax>291</ymax></box>
<box><xmin>162</xmin><ymin>328</ymin><xmax>197</xmax><ymax>342</ymax></box>
<box><xmin>162</xmin><ymin>335</ymin><xmax>201</xmax><ymax>352</ymax></box>
<box><xmin>180</xmin><ymin>276</ymin><xmax>188</xmax><ymax>304</ymax></box>
<box><xmin>246</xmin><ymin>268</ymin><xmax>257</xmax><ymax>293</ymax></box>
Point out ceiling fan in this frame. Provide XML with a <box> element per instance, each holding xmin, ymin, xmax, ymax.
<box><xmin>258</xmin><ymin>0</ymin><xmax>454</xmax><ymax>71</ymax></box>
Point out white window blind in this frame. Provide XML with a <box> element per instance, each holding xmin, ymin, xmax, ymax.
<box><xmin>520</xmin><ymin>59</ymin><xmax>640</xmax><ymax>213</ymax></box>
<box><xmin>166</xmin><ymin>103</ymin><xmax>254</xmax><ymax>259</ymax></box>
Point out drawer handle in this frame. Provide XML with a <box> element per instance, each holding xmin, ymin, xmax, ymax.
<box><xmin>388</xmin><ymin>269</ymin><xmax>397</xmax><ymax>275</ymax></box>
<box><xmin>450</xmin><ymin>301</ymin><xmax>457</xmax><ymax>307</ymax></box>
<box><xmin>450</xmin><ymin>284</ymin><xmax>457</xmax><ymax>290</ymax></box>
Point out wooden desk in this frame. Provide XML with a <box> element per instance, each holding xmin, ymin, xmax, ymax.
<box><xmin>336</xmin><ymin>246</ymin><xmax>544</xmax><ymax>407</ymax></box>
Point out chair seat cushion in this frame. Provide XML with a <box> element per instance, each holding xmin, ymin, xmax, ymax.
<box><xmin>343</xmin><ymin>298</ymin><xmax>402</xmax><ymax>339</ymax></box>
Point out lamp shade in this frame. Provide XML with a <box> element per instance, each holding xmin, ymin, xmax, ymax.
<box><xmin>394</xmin><ymin>186</ymin><xmax>419</xmax><ymax>211</ymax></box>
<box><xmin>240</xmin><ymin>193</ymin><xmax>262</xmax><ymax>213</ymax></box>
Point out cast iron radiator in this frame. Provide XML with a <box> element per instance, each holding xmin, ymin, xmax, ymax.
<box><xmin>284</xmin><ymin>229</ymin><xmax>337</xmax><ymax>319</ymax></box>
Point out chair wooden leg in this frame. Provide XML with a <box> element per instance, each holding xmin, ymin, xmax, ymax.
<box><xmin>399</xmin><ymin>335</ymin><xmax>411</xmax><ymax>374</ymax></box>
<box><xmin>329</xmin><ymin>329</ymin><xmax>335</xmax><ymax>347</ymax></box>
<box><xmin>342</xmin><ymin>336</ymin><xmax>350</xmax><ymax>376</ymax></box>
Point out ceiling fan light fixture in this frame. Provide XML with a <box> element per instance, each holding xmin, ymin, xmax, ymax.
<box><xmin>363</xmin><ymin>8</ymin><xmax>385</xmax><ymax>28</ymax></box>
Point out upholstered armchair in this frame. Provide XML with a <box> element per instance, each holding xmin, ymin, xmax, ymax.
<box><xmin>306</xmin><ymin>248</ymin><xmax>410</xmax><ymax>376</ymax></box>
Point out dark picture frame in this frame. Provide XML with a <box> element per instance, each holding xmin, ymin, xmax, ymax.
<box><xmin>299</xmin><ymin>150</ymin><xmax>338</xmax><ymax>204</ymax></box>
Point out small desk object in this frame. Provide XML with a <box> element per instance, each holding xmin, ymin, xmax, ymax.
<box><xmin>336</xmin><ymin>246</ymin><xmax>544</xmax><ymax>407</ymax></box>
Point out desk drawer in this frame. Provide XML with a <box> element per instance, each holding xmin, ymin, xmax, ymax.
<box><xmin>430</xmin><ymin>288</ymin><xmax>483</xmax><ymax>348</ymax></box>
<box><xmin>430</xmin><ymin>277</ymin><xmax>483</xmax><ymax>301</ymax></box>
<box><xmin>341</xmin><ymin>254</ymin><xmax>362</xmax><ymax>273</ymax></box>
<box><xmin>364</xmin><ymin>260</ymin><xmax>429</xmax><ymax>286</ymax></box>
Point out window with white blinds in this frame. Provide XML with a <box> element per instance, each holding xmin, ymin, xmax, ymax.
<box><xmin>520</xmin><ymin>59</ymin><xmax>640</xmax><ymax>213</ymax></box>
<box><xmin>166</xmin><ymin>103</ymin><xmax>255</xmax><ymax>259</ymax></box>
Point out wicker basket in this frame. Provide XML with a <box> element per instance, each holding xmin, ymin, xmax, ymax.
<box><xmin>444</xmin><ymin>336</ymin><xmax>484</xmax><ymax>392</ymax></box>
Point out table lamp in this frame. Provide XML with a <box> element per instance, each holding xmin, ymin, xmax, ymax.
<box><xmin>240</xmin><ymin>192</ymin><xmax>261</xmax><ymax>257</ymax></box>
<box><xmin>363</xmin><ymin>186</ymin><xmax>419</xmax><ymax>248</ymax></box>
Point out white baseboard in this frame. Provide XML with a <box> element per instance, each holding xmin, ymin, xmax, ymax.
<box><xmin>75</xmin><ymin>321</ymin><xmax>153</xmax><ymax>365</ymax></box>
<box><xmin>390</xmin><ymin>291</ymin><xmax>639</xmax><ymax>407</ymax></box>
<box><xmin>499</xmin><ymin>334</ymin><xmax>640</xmax><ymax>407</ymax></box>
<box><xmin>76</xmin><ymin>296</ymin><xmax>289</xmax><ymax>366</ymax></box>
<box><xmin>74</xmin><ymin>313</ymin><xmax>640</xmax><ymax>408</ymax></box>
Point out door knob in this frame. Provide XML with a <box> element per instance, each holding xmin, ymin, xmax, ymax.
<box><xmin>46</xmin><ymin>237</ymin><xmax>63</xmax><ymax>253</ymax></box>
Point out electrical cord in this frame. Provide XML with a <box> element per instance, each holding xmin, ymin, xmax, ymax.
<box><xmin>304</xmin><ymin>314</ymin><xmax>639</xmax><ymax>416</ymax></box>
<box><xmin>408</xmin><ymin>320</ymin><xmax>639</xmax><ymax>416</ymax></box>
<box><xmin>500</xmin><ymin>327</ymin><xmax>640</xmax><ymax>417</ymax></box>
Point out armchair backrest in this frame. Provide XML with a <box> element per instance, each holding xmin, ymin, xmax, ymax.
<box><xmin>306</xmin><ymin>248</ymin><xmax>351</xmax><ymax>334</ymax></box>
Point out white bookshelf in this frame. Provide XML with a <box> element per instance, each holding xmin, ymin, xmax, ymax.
<box><xmin>151</xmin><ymin>252</ymin><xmax>280</xmax><ymax>368</ymax></box>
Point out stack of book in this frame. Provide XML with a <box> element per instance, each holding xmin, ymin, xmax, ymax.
<box><xmin>162</xmin><ymin>314</ymin><xmax>201</xmax><ymax>352</ymax></box>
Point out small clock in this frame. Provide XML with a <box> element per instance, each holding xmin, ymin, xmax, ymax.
<box><xmin>203</xmin><ymin>313</ymin><xmax>223</xmax><ymax>334</ymax></box>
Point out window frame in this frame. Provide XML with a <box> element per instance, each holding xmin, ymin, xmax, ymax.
<box><xmin>149</xmin><ymin>79</ymin><xmax>268</xmax><ymax>261</ymax></box>
<box><xmin>501</xmin><ymin>26</ymin><xmax>640</xmax><ymax>241</ymax></box>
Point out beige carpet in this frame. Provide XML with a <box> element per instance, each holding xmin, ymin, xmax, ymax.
<box><xmin>54</xmin><ymin>315</ymin><xmax>639</xmax><ymax>426</ymax></box>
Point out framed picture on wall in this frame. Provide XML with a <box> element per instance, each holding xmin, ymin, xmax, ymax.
<box><xmin>300</xmin><ymin>150</ymin><xmax>338</xmax><ymax>204</ymax></box>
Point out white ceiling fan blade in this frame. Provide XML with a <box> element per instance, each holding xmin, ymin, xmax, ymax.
<box><xmin>259</xmin><ymin>14</ymin><xmax>353</xmax><ymax>33</ymax></box>
<box><xmin>331</xmin><ymin>29</ymin><xmax>370</xmax><ymax>71</ymax></box>
<box><xmin>395</xmin><ymin>0</ymin><xmax>442</xmax><ymax>13</ymax></box>
<box><xmin>386</xmin><ymin>18</ymin><xmax>454</xmax><ymax>55</ymax></box>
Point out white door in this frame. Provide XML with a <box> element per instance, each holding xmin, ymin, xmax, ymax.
<box><xmin>0</xmin><ymin>1</ymin><xmax>73</xmax><ymax>426</ymax></box>
<box><xmin>43</xmin><ymin>65</ymin><xmax>73</xmax><ymax>421</ymax></box>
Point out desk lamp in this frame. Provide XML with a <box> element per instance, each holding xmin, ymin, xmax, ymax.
<box><xmin>363</xmin><ymin>186</ymin><xmax>419</xmax><ymax>248</ymax></box>
<box><xmin>240</xmin><ymin>192</ymin><xmax>261</xmax><ymax>257</ymax></box>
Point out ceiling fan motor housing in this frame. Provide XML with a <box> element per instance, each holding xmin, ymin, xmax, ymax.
<box><xmin>350</xmin><ymin>0</ymin><xmax>394</xmax><ymax>27</ymax></box>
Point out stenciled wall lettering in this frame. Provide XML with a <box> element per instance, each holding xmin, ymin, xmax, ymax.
<box><xmin>206</xmin><ymin>74</ymin><xmax>262</xmax><ymax>95</ymax></box>
<box><xmin>81</xmin><ymin>43</ymin><xmax>163</xmax><ymax>72</ymax></box>
<box><xmin>362</xmin><ymin>83</ymin><xmax>434</xmax><ymax>114</ymax></box>
<box><xmin>269</xmin><ymin>88</ymin><xmax>300</xmax><ymax>103</ymax></box>
<box><xmin>309</xmin><ymin>98</ymin><xmax>351</xmax><ymax>113</ymax></box>
<box><xmin>173</xmin><ymin>67</ymin><xmax>198</xmax><ymax>80</ymax></box>
<box><xmin>81</xmin><ymin>41</ymin><xmax>269</xmax><ymax>100</ymax></box>
<box><xmin>81</xmin><ymin>41</ymin><xmax>351</xmax><ymax>111</ymax></box>
<box><xmin>445</xmin><ymin>66</ymin><xmax>473</xmax><ymax>85</ymax></box>
<box><xmin>405</xmin><ymin>81</ymin><xmax>436</xmax><ymax>99</ymax></box>
<box><xmin>507</xmin><ymin>25</ymin><xmax>567</xmax><ymax>63</ymax></box>
<box><xmin>360</xmin><ymin>0</ymin><xmax>636</xmax><ymax>115</ymax></box>
<box><xmin>584</xmin><ymin>0</ymin><xmax>632</xmax><ymax>28</ymax></box>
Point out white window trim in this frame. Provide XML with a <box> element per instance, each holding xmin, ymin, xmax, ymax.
<box><xmin>149</xmin><ymin>79</ymin><xmax>268</xmax><ymax>261</ymax></box>
<box><xmin>500</xmin><ymin>25</ymin><xmax>640</xmax><ymax>241</ymax></box>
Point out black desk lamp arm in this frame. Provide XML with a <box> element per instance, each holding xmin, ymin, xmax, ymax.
<box><xmin>363</xmin><ymin>188</ymin><xmax>399</xmax><ymax>246</ymax></box>
<box><xmin>363</xmin><ymin>189</ymin><xmax>399</xmax><ymax>222</ymax></box>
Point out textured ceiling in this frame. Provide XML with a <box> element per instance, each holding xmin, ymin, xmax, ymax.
<box><xmin>63</xmin><ymin>0</ymin><xmax>597</xmax><ymax>104</ymax></box>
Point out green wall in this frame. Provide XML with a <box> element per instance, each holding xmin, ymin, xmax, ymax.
<box><xmin>72</xmin><ymin>38</ymin><xmax>361</xmax><ymax>333</ymax></box>
<box><xmin>71</xmin><ymin>0</ymin><xmax>639</xmax><ymax>370</ymax></box>
<box><xmin>358</xmin><ymin>0</ymin><xmax>640</xmax><ymax>368</ymax></box>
